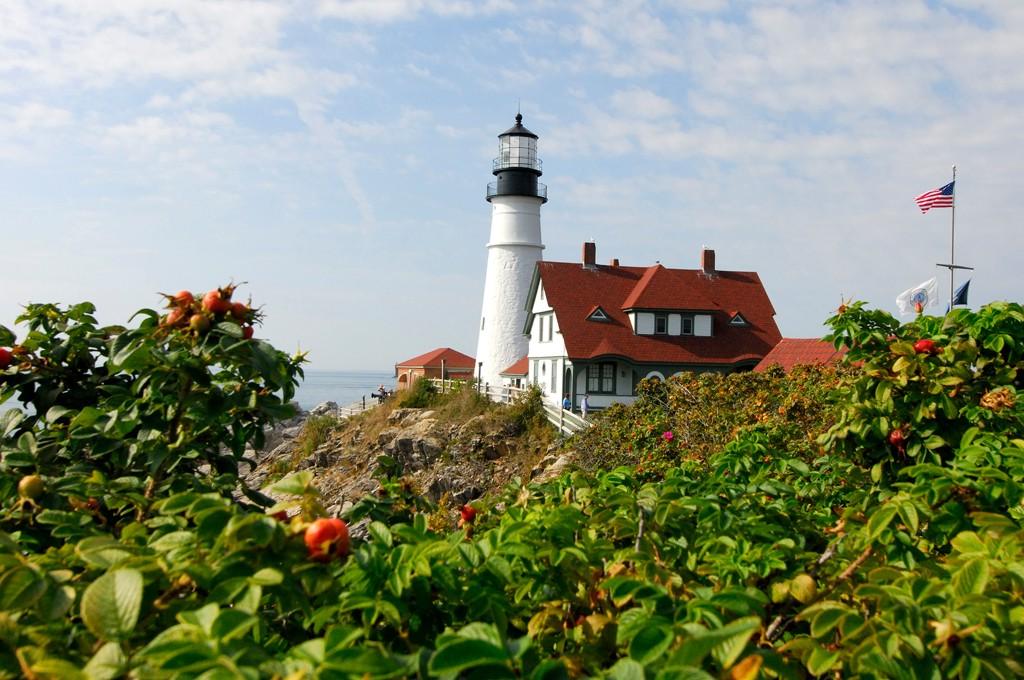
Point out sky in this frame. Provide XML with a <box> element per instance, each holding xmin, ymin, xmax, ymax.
<box><xmin>2</xmin><ymin>0</ymin><xmax>1022</xmax><ymax>371</ymax></box>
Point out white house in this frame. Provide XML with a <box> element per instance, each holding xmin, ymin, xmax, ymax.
<box><xmin>513</xmin><ymin>242</ymin><xmax>783</xmax><ymax>411</ymax></box>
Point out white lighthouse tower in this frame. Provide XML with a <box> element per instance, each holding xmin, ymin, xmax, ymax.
<box><xmin>474</xmin><ymin>113</ymin><xmax>547</xmax><ymax>388</ymax></box>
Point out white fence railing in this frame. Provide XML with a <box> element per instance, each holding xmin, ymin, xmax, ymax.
<box><xmin>427</xmin><ymin>378</ymin><xmax>592</xmax><ymax>436</ymax></box>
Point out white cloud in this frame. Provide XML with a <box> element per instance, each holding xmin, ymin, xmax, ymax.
<box><xmin>0</xmin><ymin>1</ymin><xmax>292</xmax><ymax>88</ymax></box>
<box><xmin>1</xmin><ymin>102</ymin><xmax>72</xmax><ymax>131</ymax></box>
<box><xmin>611</xmin><ymin>88</ymin><xmax>677</xmax><ymax>119</ymax></box>
<box><xmin>315</xmin><ymin>0</ymin><xmax>514</xmax><ymax>23</ymax></box>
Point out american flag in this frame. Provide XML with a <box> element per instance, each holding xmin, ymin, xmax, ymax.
<box><xmin>915</xmin><ymin>181</ymin><xmax>955</xmax><ymax>213</ymax></box>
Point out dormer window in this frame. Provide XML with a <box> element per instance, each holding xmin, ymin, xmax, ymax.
<box><xmin>632</xmin><ymin>311</ymin><xmax>706</xmax><ymax>336</ymax></box>
<box><xmin>729</xmin><ymin>312</ymin><xmax>749</xmax><ymax>327</ymax></box>
<box><xmin>587</xmin><ymin>306</ymin><xmax>610</xmax><ymax>322</ymax></box>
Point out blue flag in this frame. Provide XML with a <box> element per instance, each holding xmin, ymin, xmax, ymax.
<box><xmin>952</xmin><ymin>279</ymin><xmax>970</xmax><ymax>306</ymax></box>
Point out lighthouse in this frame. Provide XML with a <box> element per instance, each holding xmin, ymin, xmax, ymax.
<box><xmin>474</xmin><ymin>113</ymin><xmax>547</xmax><ymax>388</ymax></box>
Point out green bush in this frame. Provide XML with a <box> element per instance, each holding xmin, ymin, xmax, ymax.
<box><xmin>572</xmin><ymin>363</ymin><xmax>846</xmax><ymax>475</ymax></box>
<box><xmin>396</xmin><ymin>376</ymin><xmax>437</xmax><ymax>408</ymax></box>
<box><xmin>2</xmin><ymin>297</ymin><xmax>1024</xmax><ymax>678</ymax></box>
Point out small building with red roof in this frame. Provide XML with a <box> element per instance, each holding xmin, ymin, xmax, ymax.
<box><xmin>522</xmin><ymin>242</ymin><xmax>782</xmax><ymax>410</ymax></box>
<box><xmin>499</xmin><ymin>356</ymin><xmax>529</xmax><ymax>389</ymax></box>
<box><xmin>753</xmin><ymin>338</ymin><xmax>846</xmax><ymax>373</ymax></box>
<box><xmin>394</xmin><ymin>347</ymin><xmax>475</xmax><ymax>391</ymax></box>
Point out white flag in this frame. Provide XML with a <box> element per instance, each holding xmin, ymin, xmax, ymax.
<box><xmin>896</xmin><ymin>277</ymin><xmax>937</xmax><ymax>316</ymax></box>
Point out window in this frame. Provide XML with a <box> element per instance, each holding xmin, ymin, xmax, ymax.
<box><xmin>587</xmin><ymin>363</ymin><xmax>616</xmax><ymax>394</ymax></box>
<box><xmin>655</xmin><ymin>314</ymin><xmax>668</xmax><ymax>334</ymax></box>
<box><xmin>550</xmin><ymin>359</ymin><xmax>557</xmax><ymax>392</ymax></box>
<box><xmin>588</xmin><ymin>307</ymin><xmax>609</xmax><ymax>322</ymax></box>
<box><xmin>547</xmin><ymin>315</ymin><xmax>554</xmax><ymax>341</ymax></box>
<box><xmin>681</xmin><ymin>317</ymin><xmax>694</xmax><ymax>335</ymax></box>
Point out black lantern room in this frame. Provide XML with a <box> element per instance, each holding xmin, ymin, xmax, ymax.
<box><xmin>486</xmin><ymin>113</ymin><xmax>548</xmax><ymax>203</ymax></box>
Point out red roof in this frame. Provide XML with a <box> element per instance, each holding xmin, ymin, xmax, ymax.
<box><xmin>395</xmin><ymin>347</ymin><xmax>475</xmax><ymax>370</ymax></box>
<box><xmin>500</xmin><ymin>355</ymin><xmax>528</xmax><ymax>376</ymax></box>
<box><xmin>753</xmin><ymin>338</ymin><xmax>846</xmax><ymax>372</ymax></box>
<box><xmin>537</xmin><ymin>261</ymin><xmax>781</xmax><ymax>366</ymax></box>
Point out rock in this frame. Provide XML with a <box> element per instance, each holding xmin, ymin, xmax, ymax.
<box><xmin>426</xmin><ymin>475</ymin><xmax>482</xmax><ymax>505</ymax></box>
<box><xmin>420</xmin><ymin>436</ymin><xmax>444</xmax><ymax>460</ymax></box>
<box><xmin>534</xmin><ymin>454</ymin><xmax>572</xmax><ymax>482</ymax></box>
<box><xmin>377</xmin><ymin>428</ymin><xmax>400</xmax><ymax>447</ymax></box>
<box><xmin>458</xmin><ymin>414</ymin><xmax>490</xmax><ymax>438</ymax></box>
<box><xmin>310</xmin><ymin>401</ymin><xmax>339</xmax><ymax>416</ymax></box>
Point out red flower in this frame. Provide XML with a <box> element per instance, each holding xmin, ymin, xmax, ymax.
<box><xmin>662</xmin><ymin>431</ymin><xmax>674</xmax><ymax>442</ymax></box>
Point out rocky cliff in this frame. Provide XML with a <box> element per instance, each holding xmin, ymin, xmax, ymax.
<box><xmin>242</xmin><ymin>396</ymin><xmax>573</xmax><ymax>515</ymax></box>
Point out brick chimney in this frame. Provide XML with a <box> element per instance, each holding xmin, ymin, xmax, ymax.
<box><xmin>582</xmin><ymin>241</ymin><xmax>596</xmax><ymax>270</ymax></box>
<box><xmin>700</xmin><ymin>247</ymin><xmax>715</xmax><ymax>274</ymax></box>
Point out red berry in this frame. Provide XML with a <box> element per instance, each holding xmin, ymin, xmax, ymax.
<box><xmin>304</xmin><ymin>518</ymin><xmax>349</xmax><ymax>561</ymax></box>
<box><xmin>0</xmin><ymin>348</ymin><xmax>12</xmax><ymax>369</ymax></box>
<box><xmin>914</xmin><ymin>339</ymin><xmax>938</xmax><ymax>355</ymax></box>
<box><xmin>173</xmin><ymin>290</ymin><xmax>194</xmax><ymax>308</ymax></box>
<box><xmin>888</xmin><ymin>428</ymin><xmax>907</xmax><ymax>447</ymax></box>
<box><xmin>163</xmin><ymin>307</ymin><xmax>187</xmax><ymax>327</ymax></box>
<box><xmin>229</xmin><ymin>301</ymin><xmax>249</xmax><ymax>321</ymax></box>
<box><xmin>202</xmin><ymin>289</ymin><xmax>231</xmax><ymax>315</ymax></box>
<box><xmin>460</xmin><ymin>505</ymin><xmax>477</xmax><ymax>523</ymax></box>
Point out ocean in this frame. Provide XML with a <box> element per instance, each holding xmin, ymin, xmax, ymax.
<box><xmin>293</xmin><ymin>369</ymin><xmax>395</xmax><ymax>411</ymax></box>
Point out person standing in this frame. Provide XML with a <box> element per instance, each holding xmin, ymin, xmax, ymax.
<box><xmin>562</xmin><ymin>394</ymin><xmax>571</xmax><ymax>411</ymax></box>
<box><xmin>581</xmin><ymin>394</ymin><xmax>589</xmax><ymax>419</ymax></box>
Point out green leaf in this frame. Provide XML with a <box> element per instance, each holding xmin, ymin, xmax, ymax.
<box><xmin>268</xmin><ymin>471</ymin><xmax>314</xmax><ymax>496</ymax></box>
<box><xmin>323</xmin><ymin>647</ymin><xmax>404</xmax><ymax>676</ymax></box>
<box><xmin>709</xmin><ymin>617</ymin><xmax>760</xmax><ymax>669</ymax></box>
<box><xmin>110</xmin><ymin>340</ymin><xmax>152</xmax><ymax>371</ymax></box>
<box><xmin>29</xmin><ymin>659</ymin><xmax>87</xmax><ymax>680</ymax></box>
<box><xmin>75</xmin><ymin>537</ymin><xmax>134</xmax><ymax>570</ymax></box>
<box><xmin>629</xmin><ymin>624</ymin><xmax>674</xmax><ymax>665</ymax></box>
<box><xmin>210</xmin><ymin>608</ymin><xmax>257</xmax><ymax>641</ymax></box>
<box><xmin>654</xmin><ymin>668</ymin><xmax>716</xmax><ymax>680</ymax></box>
<box><xmin>897</xmin><ymin>502</ymin><xmax>919</xmax><ymax>534</ymax></box>
<box><xmin>951</xmin><ymin>531</ymin><xmax>987</xmax><ymax>556</ymax></box>
<box><xmin>249</xmin><ymin>568</ymin><xmax>283</xmax><ymax>586</ymax></box>
<box><xmin>607</xmin><ymin>658</ymin><xmax>646</xmax><ymax>680</ymax></box>
<box><xmin>953</xmin><ymin>558</ymin><xmax>991</xmax><ymax>598</ymax></box>
<box><xmin>80</xmin><ymin>569</ymin><xmax>144</xmax><ymax>641</ymax></box>
<box><xmin>368</xmin><ymin>521</ymin><xmax>394</xmax><ymax>548</ymax></box>
<box><xmin>428</xmin><ymin>639</ymin><xmax>509</xmax><ymax>675</ymax></box>
<box><xmin>44</xmin><ymin>405</ymin><xmax>74</xmax><ymax>422</ymax></box>
<box><xmin>83</xmin><ymin>642</ymin><xmax>127</xmax><ymax>680</ymax></box>
<box><xmin>529</xmin><ymin>659</ymin><xmax>570</xmax><ymax>680</ymax></box>
<box><xmin>807</xmin><ymin>646</ymin><xmax>840</xmax><ymax>675</ymax></box>
<box><xmin>866</xmin><ymin>504</ymin><xmax>898</xmax><ymax>541</ymax></box>
<box><xmin>0</xmin><ymin>565</ymin><xmax>47</xmax><ymax>610</ymax></box>
<box><xmin>215</xmin><ymin>321</ymin><xmax>244</xmax><ymax>338</ymax></box>
<box><xmin>809</xmin><ymin>608</ymin><xmax>847</xmax><ymax>638</ymax></box>
<box><xmin>38</xmin><ymin>583</ymin><xmax>76</xmax><ymax>621</ymax></box>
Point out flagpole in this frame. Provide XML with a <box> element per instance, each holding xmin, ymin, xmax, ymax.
<box><xmin>949</xmin><ymin>164</ymin><xmax>956</xmax><ymax>310</ymax></box>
